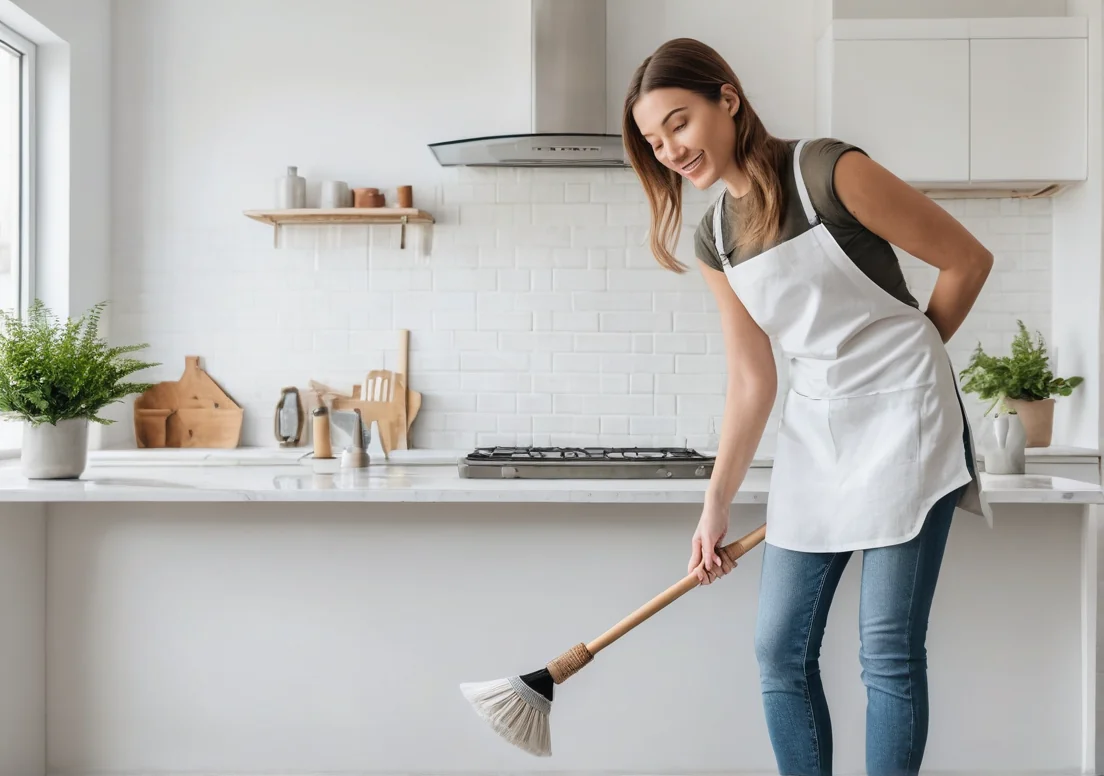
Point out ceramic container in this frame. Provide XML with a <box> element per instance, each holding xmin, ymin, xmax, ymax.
<box><xmin>275</xmin><ymin>166</ymin><xmax>306</xmax><ymax>209</ymax></box>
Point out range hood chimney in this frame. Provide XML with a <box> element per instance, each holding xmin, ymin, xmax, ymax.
<box><xmin>428</xmin><ymin>0</ymin><xmax>628</xmax><ymax>168</ymax></box>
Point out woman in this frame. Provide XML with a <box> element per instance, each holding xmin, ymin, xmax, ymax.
<box><xmin>622</xmin><ymin>37</ymin><xmax>993</xmax><ymax>776</ymax></box>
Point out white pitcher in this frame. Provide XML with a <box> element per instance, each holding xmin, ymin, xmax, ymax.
<box><xmin>985</xmin><ymin>411</ymin><xmax>1027</xmax><ymax>475</ymax></box>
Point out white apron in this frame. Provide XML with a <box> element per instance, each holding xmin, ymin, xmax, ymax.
<box><xmin>714</xmin><ymin>139</ymin><xmax>990</xmax><ymax>553</ymax></box>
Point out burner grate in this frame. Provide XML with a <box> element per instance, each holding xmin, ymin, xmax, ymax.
<box><xmin>465</xmin><ymin>445</ymin><xmax>710</xmax><ymax>462</ymax></box>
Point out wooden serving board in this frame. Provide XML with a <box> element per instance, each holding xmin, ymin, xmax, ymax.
<box><xmin>133</xmin><ymin>356</ymin><xmax>243</xmax><ymax>448</ymax></box>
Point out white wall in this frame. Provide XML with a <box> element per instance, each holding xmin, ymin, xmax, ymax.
<box><xmin>106</xmin><ymin>0</ymin><xmax>1059</xmax><ymax>454</ymax></box>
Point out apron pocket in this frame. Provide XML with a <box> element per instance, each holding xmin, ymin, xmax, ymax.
<box><xmin>777</xmin><ymin>389</ymin><xmax>835</xmax><ymax>470</ymax></box>
<box><xmin>827</xmin><ymin>384</ymin><xmax>927</xmax><ymax>478</ymax></box>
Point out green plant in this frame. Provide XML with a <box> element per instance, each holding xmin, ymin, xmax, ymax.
<box><xmin>0</xmin><ymin>299</ymin><xmax>160</xmax><ymax>426</ymax></box>
<box><xmin>959</xmin><ymin>319</ymin><xmax>1083</xmax><ymax>416</ymax></box>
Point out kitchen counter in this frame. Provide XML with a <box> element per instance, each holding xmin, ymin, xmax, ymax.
<box><xmin>0</xmin><ymin>452</ymin><xmax>1099</xmax><ymax>504</ymax></box>
<box><xmin>1</xmin><ymin>449</ymin><xmax>1101</xmax><ymax>776</ymax></box>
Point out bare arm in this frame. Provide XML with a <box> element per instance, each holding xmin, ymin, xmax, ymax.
<box><xmin>699</xmin><ymin>261</ymin><xmax>777</xmax><ymax>512</ymax></box>
<box><xmin>832</xmin><ymin>150</ymin><xmax>993</xmax><ymax>343</ymax></box>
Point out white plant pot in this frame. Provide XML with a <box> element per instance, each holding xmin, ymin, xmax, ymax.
<box><xmin>984</xmin><ymin>412</ymin><xmax>1026</xmax><ymax>475</ymax></box>
<box><xmin>21</xmin><ymin>418</ymin><xmax>89</xmax><ymax>479</ymax></box>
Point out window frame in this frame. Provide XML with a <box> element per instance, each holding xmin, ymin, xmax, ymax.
<box><xmin>0</xmin><ymin>20</ymin><xmax>34</xmax><ymax>318</ymax></box>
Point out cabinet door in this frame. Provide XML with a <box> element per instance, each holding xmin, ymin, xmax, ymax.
<box><xmin>970</xmin><ymin>38</ymin><xmax>1087</xmax><ymax>182</ymax></box>
<box><xmin>830</xmin><ymin>39</ymin><xmax>969</xmax><ymax>183</ymax></box>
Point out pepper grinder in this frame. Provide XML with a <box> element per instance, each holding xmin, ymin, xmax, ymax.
<box><xmin>312</xmin><ymin>406</ymin><xmax>334</xmax><ymax>459</ymax></box>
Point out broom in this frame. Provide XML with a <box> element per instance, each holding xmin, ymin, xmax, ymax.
<box><xmin>459</xmin><ymin>522</ymin><xmax>767</xmax><ymax>757</ymax></box>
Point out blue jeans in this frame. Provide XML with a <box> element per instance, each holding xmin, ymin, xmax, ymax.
<box><xmin>753</xmin><ymin>481</ymin><xmax>965</xmax><ymax>776</ymax></box>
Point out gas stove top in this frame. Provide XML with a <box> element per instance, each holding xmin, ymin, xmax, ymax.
<box><xmin>457</xmin><ymin>446</ymin><xmax>715</xmax><ymax>479</ymax></box>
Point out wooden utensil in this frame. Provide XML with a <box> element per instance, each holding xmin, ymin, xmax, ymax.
<box><xmin>396</xmin><ymin>329</ymin><xmax>422</xmax><ymax>449</ymax></box>
<box><xmin>333</xmin><ymin>372</ymin><xmax>407</xmax><ymax>457</ymax></box>
<box><xmin>133</xmin><ymin>356</ymin><xmax>243</xmax><ymax>448</ymax></box>
<box><xmin>359</xmin><ymin>370</ymin><xmax>398</xmax><ymax>402</ymax></box>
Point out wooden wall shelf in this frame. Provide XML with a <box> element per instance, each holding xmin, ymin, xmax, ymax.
<box><xmin>244</xmin><ymin>207</ymin><xmax>434</xmax><ymax>248</ymax></box>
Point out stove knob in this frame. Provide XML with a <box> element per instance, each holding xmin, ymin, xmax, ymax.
<box><xmin>501</xmin><ymin>466</ymin><xmax>517</xmax><ymax>479</ymax></box>
<box><xmin>664</xmin><ymin>469</ymin><xmax>672</xmax><ymax>478</ymax></box>
<box><xmin>695</xmin><ymin>465</ymin><xmax>706</xmax><ymax>477</ymax></box>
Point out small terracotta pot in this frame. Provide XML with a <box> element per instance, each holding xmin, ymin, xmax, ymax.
<box><xmin>397</xmin><ymin>185</ymin><xmax>413</xmax><ymax>208</ymax></box>
<box><xmin>353</xmin><ymin>188</ymin><xmax>384</xmax><ymax>208</ymax></box>
<box><xmin>1003</xmin><ymin>397</ymin><xmax>1055</xmax><ymax>447</ymax></box>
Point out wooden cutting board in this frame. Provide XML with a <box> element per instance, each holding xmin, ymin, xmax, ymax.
<box><xmin>133</xmin><ymin>356</ymin><xmax>243</xmax><ymax>448</ymax></box>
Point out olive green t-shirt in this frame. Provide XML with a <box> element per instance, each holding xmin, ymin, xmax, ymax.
<box><xmin>693</xmin><ymin>138</ymin><xmax>918</xmax><ymax>309</ymax></box>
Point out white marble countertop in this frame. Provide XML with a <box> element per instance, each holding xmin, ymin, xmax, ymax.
<box><xmin>0</xmin><ymin>450</ymin><xmax>1098</xmax><ymax>504</ymax></box>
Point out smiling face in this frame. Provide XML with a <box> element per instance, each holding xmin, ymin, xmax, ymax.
<box><xmin>630</xmin><ymin>84</ymin><xmax>740</xmax><ymax>190</ymax></box>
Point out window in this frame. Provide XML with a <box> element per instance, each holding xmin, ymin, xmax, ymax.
<box><xmin>0</xmin><ymin>21</ymin><xmax>33</xmax><ymax>318</ymax></box>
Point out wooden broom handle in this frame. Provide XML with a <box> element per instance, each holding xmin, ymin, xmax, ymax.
<box><xmin>585</xmin><ymin>523</ymin><xmax>766</xmax><ymax>656</ymax></box>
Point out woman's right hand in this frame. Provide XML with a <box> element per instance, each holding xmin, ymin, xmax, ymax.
<box><xmin>688</xmin><ymin>503</ymin><xmax>736</xmax><ymax>585</ymax></box>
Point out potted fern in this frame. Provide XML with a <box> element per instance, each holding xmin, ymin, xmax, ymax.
<box><xmin>0</xmin><ymin>300</ymin><xmax>159</xmax><ymax>479</ymax></box>
<box><xmin>958</xmin><ymin>320</ymin><xmax>1083</xmax><ymax>448</ymax></box>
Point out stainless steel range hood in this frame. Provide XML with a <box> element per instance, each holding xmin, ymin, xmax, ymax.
<box><xmin>428</xmin><ymin>0</ymin><xmax>628</xmax><ymax>168</ymax></box>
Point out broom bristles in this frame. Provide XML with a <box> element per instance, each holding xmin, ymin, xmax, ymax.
<box><xmin>459</xmin><ymin>673</ymin><xmax>552</xmax><ymax>757</ymax></box>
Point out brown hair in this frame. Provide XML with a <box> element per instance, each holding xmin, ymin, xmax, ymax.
<box><xmin>622</xmin><ymin>38</ymin><xmax>788</xmax><ymax>273</ymax></box>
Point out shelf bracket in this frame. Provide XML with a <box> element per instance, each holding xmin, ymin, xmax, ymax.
<box><xmin>400</xmin><ymin>214</ymin><xmax>408</xmax><ymax>250</ymax></box>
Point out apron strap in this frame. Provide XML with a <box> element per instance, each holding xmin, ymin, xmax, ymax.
<box><xmin>712</xmin><ymin>189</ymin><xmax>731</xmax><ymax>268</ymax></box>
<box><xmin>792</xmin><ymin>138</ymin><xmax>819</xmax><ymax>227</ymax></box>
<box><xmin>713</xmin><ymin>138</ymin><xmax>819</xmax><ymax>267</ymax></box>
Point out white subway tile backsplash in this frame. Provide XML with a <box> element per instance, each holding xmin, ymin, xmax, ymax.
<box><xmin>433</xmin><ymin>268</ymin><xmax>497</xmax><ymax>292</ymax></box>
<box><xmin>631</xmin><ymin>416</ymin><xmax>678</xmax><ymax>435</ymax></box>
<box><xmin>630</xmin><ymin>374</ymin><xmax>654</xmax><ymax>394</ymax></box>
<box><xmin>673</xmin><ymin>312</ymin><xmax>721</xmax><ymax>332</ymax></box>
<box><xmin>656</xmin><ymin>333</ymin><xmax>708</xmax><ymax>354</ymax></box>
<box><xmin>476</xmin><ymin>311</ymin><xmax>532</xmax><ymax>331</ymax></box>
<box><xmin>632</xmin><ymin>334</ymin><xmax>654</xmax><ymax>353</ymax></box>
<box><xmin>552</xmin><ymin>269</ymin><xmax>606</xmax><ymax>292</ymax></box>
<box><xmin>574</xmin><ymin>333</ymin><xmax>634</xmax><ymax>352</ymax></box>
<box><xmin>500</xmin><ymin>332</ymin><xmax>574</xmax><ymax>352</ymax></box>
<box><xmin>602</xmin><ymin>353</ymin><xmax>675</xmax><ymax>374</ymax></box>
<box><xmin>551</xmin><ymin>353</ymin><xmax>604</xmax><ymax>373</ymax></box>
<box><xmin>477</xmin><ymin>393</ymin><xmax>517</xmax><ymax>413</ymax></box>
<box><xmin>552</xmin><ymin>311</ymin><xmax>600</xmax><ymax>331</ymax></box>
<box><xmin>432</xmin><ymin>310</ymin><xmax>475</xmax><ymax>330</ymax></box>
<box><xmin>515</xmin><ymin>293</ymin><xmax>572</xmax><ymax>312</ymax></box>
<box><xmin>564</xmin><ymin>183</ymin><xmax>590</xmax><ymax>203</ymax></box>
<box><xmin>533</xmin><ymin>203</ymin><xmax>607</xmax><ymax>227</ymax></box>
<box><xmin>573</xmin><ymin>291</ymin><xmax>652</xmax><ymax>311</ymax></box>
<box><xmin>600</xmin><ymin>312</ymin><xmax>672</xmax><ymax>332</ymax></box>
<box><xmin>109</xmin><ymin>168</ymin><xmax>1053</xmax><ymax>451</ymax></box>
<box><xmin>498</xmin><ymin>414</ymin><xmax>532</xmax><ymax>434</ymax></box>
<box><xmin>451</xmin><ymin>331</ymin><xmax>495</xmax><ymax>350</ymax></box>
<box><xmin>458</xmin><ymin>352</ymin><xmax>529</xmax><ymax>372</ymax></box>
<box><xmin>653</xmin><ymin>394</ymin><xmax>677</xmax><ymax>416</ymax></box>
<box><xmin>550</xmin><ymin>248</ymin><xmax>590</xmax><ymax>267</ymax></box>
<box><xmin>656</xmin><ymin>374</ymin><xmax>725</xmax><ymax>395</ymax></box>
<box><xmin>600</xmin><ymin>374</ymin><xmax>631</xmax><ymax>394</ymax></box>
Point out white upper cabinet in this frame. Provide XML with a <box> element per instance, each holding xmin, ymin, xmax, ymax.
<box><xmin>969</xmin><ymin>37</ymin><xmax>1087</xmax><ymax>183</ymax></box>
<box><xmin>825</xmin><ymin>39</ymin><xmax>969</xmax><ymax>183</ymax></box>
<box><xmin>816</xmin><ymin>17</ymin><xmax>1088</xmax><ymax>188</ymax></box>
